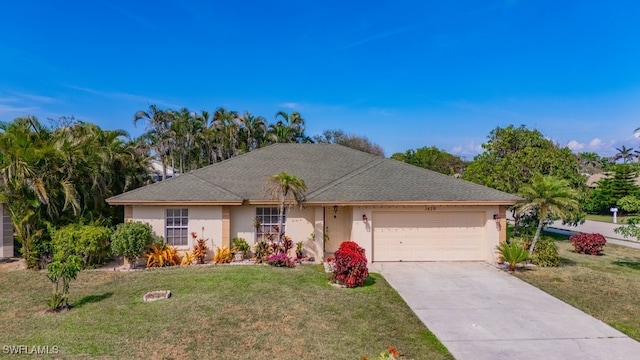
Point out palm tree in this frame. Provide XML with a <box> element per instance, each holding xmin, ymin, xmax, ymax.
<box><xmin>212</xmin><ymin>107</ymin><xmax>240</xmax><ymax>160</ymax></box>
<box><xmin>264</xmin><ymin>172</ymin><xmax>307</xmax><ymax>246</ymax></box>
<box><xmin>515</xmin><ymin>174</ymin><xmax>579</xmax><ymax>256</ymax></box>
<box><xmin>613</xmin><ymin>146</ymin><xmax>635</xmax><ymax>164</ymax></box>
<box><xmin>577</xmin><ymin>152</ymin><xmax>603</xmax><ymax>174</ymax></box>
<box><xmin>134</xmin><ymin>105</ymin><xmax>176</xmax><ymax>180</ymax></box>
<box><xmin>272</xmin><ymin>111</ymin><xmax>307</xmax><ymax>143</ymax></box>
<box><xmin>237</xmin><ymin>111</ymin><xmax>267</xmax><ymax>151</ymax></box>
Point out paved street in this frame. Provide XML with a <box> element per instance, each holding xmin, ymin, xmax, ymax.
<box><xmin>548</xmin><ymin>219</ymin><xmax>640</xmax><ymax>249</ymax></box>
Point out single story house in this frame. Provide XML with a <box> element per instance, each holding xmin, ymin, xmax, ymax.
<box><xmin>107</xmin><ymin>144</ymin><xmax>520</xmax><ymax>264</ymax></box>
<box><xmin>0</xmin><ymin>203</ymin><xmax>14</xmax><ymax>258</ymax></box>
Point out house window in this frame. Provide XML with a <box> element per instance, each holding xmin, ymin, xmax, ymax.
<box><xmin>256</xmin><ymin>207</ymin><xmax>285</xmax><ymax>241</ymax></box>
<box><xmin>166</xmin><ymin>208</ymin><xmax>188</xmax><ymax>246</ymax></box>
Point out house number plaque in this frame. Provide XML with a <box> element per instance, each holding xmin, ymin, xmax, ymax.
<box><xmin>424</xmin><ymin>206</ymin><xmax>436</xmax><ymax>211</ymax></box>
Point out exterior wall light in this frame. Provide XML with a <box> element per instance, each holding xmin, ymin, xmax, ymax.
<box><xmin>362</xmin><ymin>214</ymin><xmax>368</xmax><ymax>223</ymax></box>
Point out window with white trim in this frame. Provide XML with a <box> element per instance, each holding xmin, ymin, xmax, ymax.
<box><xmin>165</xmin><ymin>208</ymin><xmax>188</xmax><ymax>246</ymax></box>
<box><xmin>256</xmin><ymin>207</ymin><xmax>285</xmax><ymax>241</ymax></box>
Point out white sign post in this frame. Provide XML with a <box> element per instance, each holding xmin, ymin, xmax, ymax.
<box><xmin>610</xmin><ymin>207</ymin><xmax>619</xmax><ymax>224</ymax></box>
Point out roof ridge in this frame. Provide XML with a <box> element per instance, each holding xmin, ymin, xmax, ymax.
<box><xmin>306</xmin><ymin>158</ymin><xmax>386</xmax><ymax>200</ymax></box>
<box><xmin>189</xmin><ymin>172</ymin><xmax>243</xmax><ymax>199</ymax></box>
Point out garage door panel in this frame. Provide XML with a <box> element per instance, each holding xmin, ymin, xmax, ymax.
<box><xmin>373</xmin><ymin>212</ymin><xmax>484</xmax><ymax>262</ymax></box>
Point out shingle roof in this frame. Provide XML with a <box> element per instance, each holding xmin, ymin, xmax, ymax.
<box><xmin>107</xmin><ymin>144</ymin><xmax>521</xmax><ymax>205</ymax></box>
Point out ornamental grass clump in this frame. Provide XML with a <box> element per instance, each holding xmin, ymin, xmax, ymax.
<box><xmin>570</xmin><ymin>233</ymin><xmax>607</xmax><ymax>255</ymax></box>
<box><xmin>333</xmin><ymin>241</ymin><xmax>369</xmax><ymax>288</ymax></box>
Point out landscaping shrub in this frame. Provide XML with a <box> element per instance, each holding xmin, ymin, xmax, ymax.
<box><xmin>509</xmin><ymin>236</ymin><xmax>532</xmax><ymax>250</ymax></box>
<box><xmin>333</xmin><ymin>241</ymin><xmax>369</xmax><ymax>288</ymax></box>
<box><xmin>530</xmin><ymin>236</ymin><xmax>559</xmax><ymax>267</ymax></box>
<box><xmin>266</xmin><ymin>252</ymin><xmax>296</xmax><ymax>267</ymax></box>
<box><xmin>213</xmin><ymin>246</ymin><xmax>232</xmax><ymax>264</ymax></box>
<box><xmin>110</xmin><ymin>222</ymin><xmax>155</xmax><ymax>267</ymax></box>
<box><xmin>496</xmin><ymin>242</ymin><xmax>529</xmax><ymax>271</ymax></box>
<box><xmin>191</xmin><ymin>232</ymin><xmax>208</xmax><ymax>264</ymax></box>
<box><xmin>46</xmin><ymin>255</ymin><xmax>82</xmax><ymax>311</ymax></box>
<box><xmin>253</xmin><ymin>241</ymin><xmax>272</xmax><ymax>263</ymax></box>
<box><xmin>570</xmin><ymin>233</ymin><xmax>607</xmax><ymax>255</ymax></box>
<box><xmin>145</xmin><ymin>243</ymin><xmax>181</xmax><ymax>268</ymax></box>
<box><xmin>51</xmin><ymin>224</ymin><xmax>112</xmax><ymax>268</ymax></box>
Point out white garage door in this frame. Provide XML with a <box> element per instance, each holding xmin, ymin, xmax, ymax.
<box><xmin>373</xmin><ymin>212</ymin><xmax>485</xmax><ymax>262</ymax></box>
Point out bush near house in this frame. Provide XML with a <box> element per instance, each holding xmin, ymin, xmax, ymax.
<box><xmin>110</xmin><ymin>222</ymin><xmax>155</xmax><ymax>267</ymax></box>
<box><xmin>570</xmin><ymin>233</ymin><xmax>607</xmax><ymax>255</ymax></box>
<box><xmin>530</xmin><ymin>236</ymin><xmax>559</xmax><ymax>267</ymax></box>
<box><xmin>333</xmin><ymin>241</ymin><xmax>369</xmax><ymax>288</ymax></box>
<box><xmin>50</xmin><ymin>224</ymin><xmax>112</xmax><ymax>268</ymax></box>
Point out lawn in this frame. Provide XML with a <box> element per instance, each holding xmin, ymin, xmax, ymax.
<box><xmin>585</xmin><ymin>213</ymin><xmax>632</xmax><ymax>224</ymax></box>
<box><xmin>0</xmin><ymin>263</ymin><xmax>452</xmax><ymax>359</ymax></box>
<box><xmin>514</xmin><ymin>236</ymin><xmax>640</xmax><ymax>341</ymax></box>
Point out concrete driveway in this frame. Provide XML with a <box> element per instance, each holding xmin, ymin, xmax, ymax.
<box><xmin>370</xmin><ymin>262</ymin><xmax>640</xmax><ymax>360</ymax></box>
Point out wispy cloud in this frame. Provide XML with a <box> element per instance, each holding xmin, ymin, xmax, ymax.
<box><xmin>103</xmin><ymin>2</ymin><xmax>155</xmax><ymax>29</ymax></box>
<box><xmin>451</xmin><ymin>141</ymin><xmax>483</xmax><ymax>158</ymax></box>
<box><xmin>65</xmin><ymin>84</ymin><xmax>180</xmax><ymax>108</ymax></box>
<box><xmin>342</xmin><ymin>26</ymin><xmax>417</xmax><ymax>50</ymax></box>
<box><xmin>0</xmin><ymin>91</ymin><xmax>54</xmax><ymax>118</ymax></box>
<box><xmin>278</xmin><ymin>102</ymin><xmax>302</xmax><ymax>110</ymax></box>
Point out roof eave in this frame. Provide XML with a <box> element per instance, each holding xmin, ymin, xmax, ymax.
<box><xmin>106</xmin><ymin>200</ymin><xmax>244</xmax><ymax>206</ymax></box>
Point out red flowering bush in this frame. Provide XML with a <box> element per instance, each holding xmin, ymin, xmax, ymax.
<box><xmin>266</xmin><ymin>253</ymin><xmax>296</xmax><ymax>267</ymax></box>
<box><xmin>570</xmin><ymin>233</ymin><xmax>607</xmax><ymax>255</ymax></box>
<box><xmin>333</xmin><ymin>241</ymin><xmax>369</xmax><ymax>288</ymax></box>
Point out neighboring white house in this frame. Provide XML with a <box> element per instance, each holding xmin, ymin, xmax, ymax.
<box><xmin>149</xmin><ymin>159</ymin><xmax>179</xmax><ymax>182</ymax></box>
<box><xmin>107</xmin><ymin>144</ymin><xmax>520</xmax><ymax>264</ymax></box>
<box><xmin>0</xmin><ymin>203</ymin><xmax>13</xmax><ymax>258</ymax></box>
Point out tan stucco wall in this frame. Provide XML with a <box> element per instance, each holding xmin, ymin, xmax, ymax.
<box><xmin>349</xmin><ymin>205</ymin><xmax>502</xmax><ymax>264</ymax></box>
<box><xmin>230</xmin><ymin>205</ymin><xmax>257</xmax><ymax>245</ymax></box>
<box><xmin>131</xmin><ymin>206</ymin><xmax>222</xmax><ymax>250</ymax></box>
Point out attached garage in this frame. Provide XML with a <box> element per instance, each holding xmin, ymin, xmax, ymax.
<box><xmin>372</xmin><ymin>211</ymin><xmax>486</xmax><ymax>262</ymax></box>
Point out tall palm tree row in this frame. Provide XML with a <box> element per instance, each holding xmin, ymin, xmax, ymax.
<box><xmin>133</xmin><ymin>105</ymin><xmax>310</xmax><ymax>174</ymax></box>
<box><xmin>0</xmin><ymin>116</ymin><xmax>151</xmax><ymax>268</ymax></box>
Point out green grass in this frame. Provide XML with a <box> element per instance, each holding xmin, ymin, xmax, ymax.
<box><xmin>514</xmin><ymin>236</ymin><xmax>640</xmax><ymax>341</ymax></box>
<box><xmin>0</xmin><ymin>264</ymin><xmax>452</xmax><ymax>359</ymax></box>
<box><xmin>585</xmin><ymin>214</ymin><xmax>632</xmax><ymax>224</ymax></box>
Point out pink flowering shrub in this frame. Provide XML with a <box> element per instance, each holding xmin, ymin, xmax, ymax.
<box><xmin>266</xmin><ymin>253</ymin><xmax>296</xmax><ymax>267</ymax></box>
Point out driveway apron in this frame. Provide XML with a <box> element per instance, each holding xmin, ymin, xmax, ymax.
<box><xmin>370</xmin><ymin>262</ymin><xmax>640</xmax><ymax>360</ymax></box>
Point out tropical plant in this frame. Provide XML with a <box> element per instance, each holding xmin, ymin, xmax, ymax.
<box><xmin>180</xmin><ymin>251</ymin><xmax>194</xmax><ymax>266</ymax></box>
<box><xmin>264</xmin><ymin>172</ymin><xmax>307</xmax><ymax>245</ymax></box>
<box><xmin>514</xmin><ymin>174</ymin><xmax>580</xmax><ymax>256</ymax></box>
<box><xmin>333</xmin><ymin>241</ymin><xmax>369</xmax><ymax>288</ymax></box>
<box><xmin>266</xmin><ymin>252</ymin><xmax>296</xmax><ymax>267</ymax></box>
<box><xmin>110</xmin><ymin>221</ymin><xmax>155</xmax><ymax>268</ymax></box>
<box><xmin>191</xmin><ymin>232</ymin><xmax>208</xmax><ymax>264</ymax></box>
<box><xmin>530</xmin><ymin>236</ymin><xmax>559</xmax><ymax>267</ymax></box>
<box><xmin>253</xmin><ymin>241</ymin><xmax>271</xmax><ymax>263</ymax></box>
<box><xmin>570</xmin><ymin>233</ymin><xmax>607</xmax><ymax>255</ymax></box>
<box><xmin>391</xmin><ymin>146</ymin><xmax>466</xmax><ymax>175</ymax></box>
<box><xmin>145</xmin><ymin>243</ymin><xmax>181</xmax><ymax>268</ymax></box>
<box><xmin>232</xmin><ymin>237</ymin><xmax>250</xmax><ymax>254</ymax></box>
<box><xmin>496</xmin><ymin>242</ymin><xmax>529</xmax><ymax>271</ymax></box>
<box><xmin>613</xmin><ymin>146</ymin><xmax>635</xmax><ymax>164</ymax></box>
<box><xmin>295</xmin><ymin>241</ymin><xmax>304</xmax><ymax>259</ymax></box>
<box><xmin>46</xmin><ymin>255</ymin><xmax>82</xmax><ymax>311</ymax></box>
<box><xmin>213</xmin><ymin>246</ymin><xmax>232</xmax><ymax>264</ymax></box>
<box><xmin>50</xmin><ymin>223</ymin><xmax>112</xmax><ymax>268</ymax></box>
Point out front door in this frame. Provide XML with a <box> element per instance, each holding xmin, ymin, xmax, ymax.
<box><xmin>324</xmin><ymin>206</ymin><xmax>352</xmax><ymax>254</ymax></box>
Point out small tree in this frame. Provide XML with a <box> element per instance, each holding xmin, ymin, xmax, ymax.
<box><xmin>47</xmin><ymin>255</ymin><xmax>82</xmax><ymax>311</ymax></box>
<box><xmin>110</xmin><ymin>221</ymin><xmax>154</xmax><ymax>268</ymax></box>
<box><xmin>264</xmin><ymin>172</ymin><xmax>307</xmax><ymax>249</ymax></box>
<box><xmin>515</xmin><ymin>174</ymin><xmax>579</xmax><ymax>256</ymax></box>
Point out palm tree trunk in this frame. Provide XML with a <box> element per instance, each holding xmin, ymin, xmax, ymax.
<box><xmin>529</xmin><ymin>220</ymin><xmax>544</xmax><ymax>256</ymax></box>
<box><xmin>278</xmin><ymin>200</ymin><xmax>285</xmax><ymax>252</ymax></box>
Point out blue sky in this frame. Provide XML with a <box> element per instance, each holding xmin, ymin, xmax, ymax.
<box><xmin>1</xmin><ymin>0</ymin><xmax>639</xmax><ymax>158</ymax></box>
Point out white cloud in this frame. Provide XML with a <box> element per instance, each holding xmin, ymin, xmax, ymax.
<box><xmin>589</xmin><ymin>138</ymin><xmax>603</xmax><ymax>147</ymax></box>
<box><xmin>279</xmin><ymin>102</ymin><xmax>301</xmax><ymax>110</ymax></box>
<box><xmin>450</xmin><ymin>142</ymin><xmax>483</xmax><ymax>158</ymax></box>
<box><xmin>567</xmin><ymin>140</ymin><xmax>585</xmax><ymax>151</ymax></box>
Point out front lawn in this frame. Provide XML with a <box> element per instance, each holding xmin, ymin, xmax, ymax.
<box><xmin>0</xmin><ymin>264</ymin><xmax>452</xmax><ymax>359</ymax></box>
<box><xmin>585</xmin><ymin>214</ymin><xmax>631</xmax><ymax>224</ymax></box>
<box><xmin>514</xmin><ymin>238</ymin><xmax>640</xmax><ymax>341</ymax></box>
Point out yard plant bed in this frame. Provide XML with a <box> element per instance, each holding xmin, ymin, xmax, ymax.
<box><xmin>0</xmin><ymin>264</ymin><xmax>452</xmax><ymax>359</ymax></box>
<box><xmin>514</xmin><ymin>238</ymin><xmax>640</xmax><ymax>341</ymax></box>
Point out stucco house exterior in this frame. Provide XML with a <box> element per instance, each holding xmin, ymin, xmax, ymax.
<box><xmin>107</xmin><ymin>144</ymin><xmax>520</xmax><ymax>264</ymax></box>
